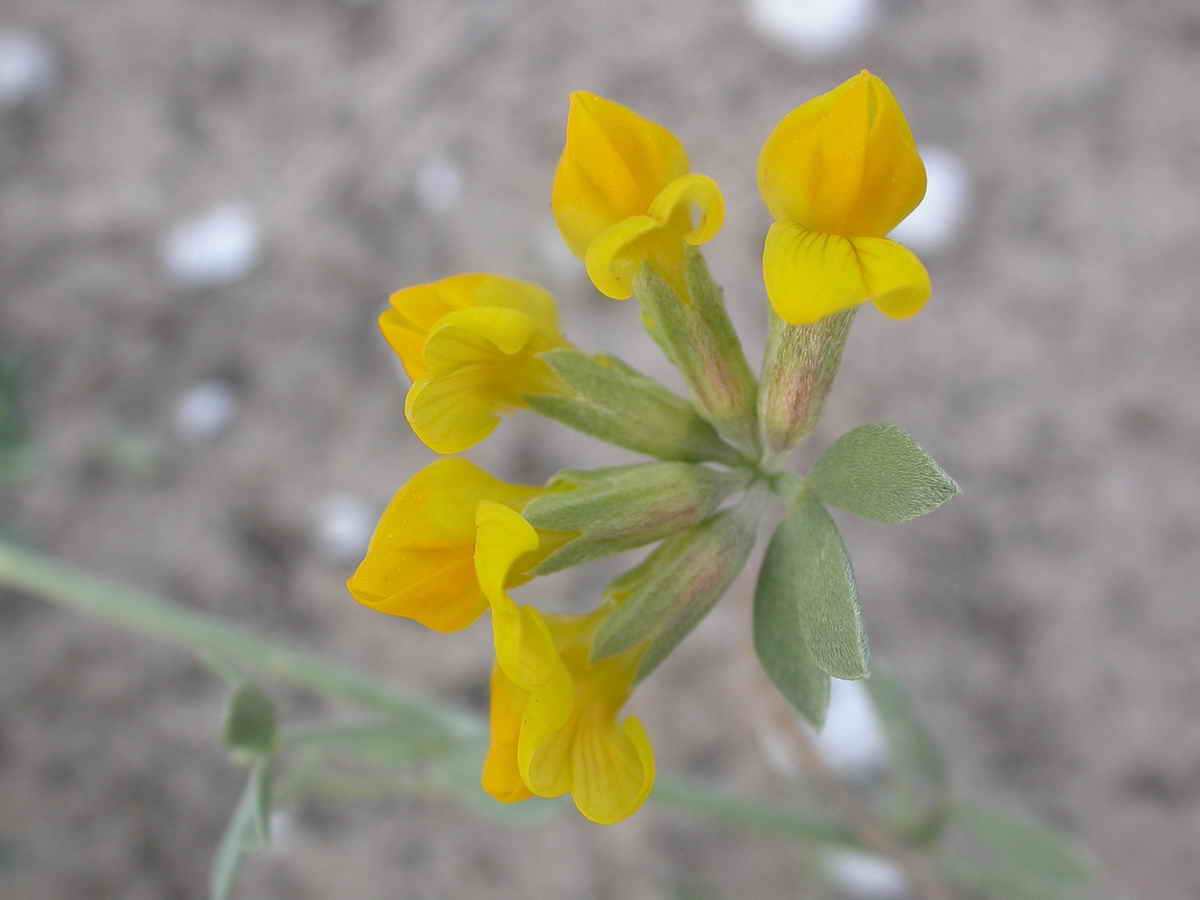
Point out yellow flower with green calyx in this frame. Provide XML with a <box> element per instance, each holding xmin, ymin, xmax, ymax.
<box><xmin>476</xmin><ymin>502</ymin><xmax>654</xmax><ymax>825</ymax></box>
<box><xmin>758</xmin><ymin>70</ymin><xmax>931</xmax><ymax>325</ymax></box>
<box><xmin>346</xmin><ymin>459</ymin><xmax>572</xmax><ymax>632</ymax></box>
<box><xmin>379</xmin><ymin>274</ymin><xmax>571</xmax><ymax>454</ymax></box>
<box><xmin>553</xmin><ymin>91</ymin><xmax>725</xmax><ymax>302</ymax></box>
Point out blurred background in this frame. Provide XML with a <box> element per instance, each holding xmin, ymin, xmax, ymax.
<box><xmin>2</xmin><ymin>0</ymin><xmax>1199</xmax><ymax>897</ymax></box>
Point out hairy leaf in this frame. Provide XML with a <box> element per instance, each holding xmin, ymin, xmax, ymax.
<box><xmin>808</xmin><ymin>424</ymin><xmax>958</xmax><ymax>523</ymax></box>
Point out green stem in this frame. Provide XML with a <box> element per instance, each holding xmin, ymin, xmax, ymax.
<box><xmin>0</xmin><ymin>539</ymin><xmax>479</xmax><ymax>738</ymax></box>
<box><xmin>653</xmin><ymin>775</ymin><xmax>861</xmax><ymax>848</ymax></box>
<box><xmin>0</xmin><ymin>538</ymin><xmax>869</xmax><ymax>851</ymax></box>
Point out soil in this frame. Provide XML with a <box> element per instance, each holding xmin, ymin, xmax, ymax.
<box><xmin>3</xmin><ymin>0</ymin><xmax>1200</xmax><ymax>898</ymax></box>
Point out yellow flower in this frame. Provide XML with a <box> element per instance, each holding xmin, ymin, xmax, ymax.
<box><xmin>346</xmin><ymin>459</ymin><xmax>569</xmax><ymax>632</ymax></box>
<box><xmin>757</xmin><ymin>70</ymin><xmax>931</xmax><ymax>325</ymax></box>
<box><xmin>379</xmin><ymin>274</ymin><xmax>570</xmax><ymax>454</ymax></box>
<box><xmin>475</xmin><ymin>503</ymin><xmax>654</xmax><ymax>824</ymax></box>
<box><xmin>552</xmin><ymin>92</ymin><xmax>725</xmax><ymax>301</ymax></box>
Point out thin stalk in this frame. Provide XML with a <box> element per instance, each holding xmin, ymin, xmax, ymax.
<box><xmin>0</xmin><ymin>540</ymin><xmax>479</xmax><ymax>737</ymax></box>
<box><xmin>0</xmin><ymin>538</ymin><xmax>877</xmax><ymax>853</ymax></box>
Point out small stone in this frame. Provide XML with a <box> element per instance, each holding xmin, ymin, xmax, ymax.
<box><xmin>745</xmin><ymin>0</ymin><xmax>878</xmax><ymax>57</ymax></box>
<box><xmin>826</xmin><ymin>852</ymin><xmax>910</xmax><ymax>900</ymax></box>
<box><xmin>891</xmin><ymin>146</ymin><xmax>971</xmax><ymax>253</ymax></box>
<box><xmin>413</xmin><ymin>156</ymin><xmax>463</xmax><ymax>215</ymax></box>
<box><xmin>162</xmin><ymin>205</ymin><xmax>260</xmax><ymax>289</ymax></box>
<box><xmin>814</xmin><ymin>678</ymin><xmax>889</xmax><ymax>780</ymax></box>
<box><xmin>0</xmin><ymin>31</ymin><xmax>57</xmax><ymax>109</ymax></box>
<box><xmin>174</xmin><ymin>381</ymin><xmax>237</xmax><ymax>441</ymax></box>
<box><xmin>313</xmin><ymin>494</ymin><xmax>374</xmax><ymax>564</ymax></box>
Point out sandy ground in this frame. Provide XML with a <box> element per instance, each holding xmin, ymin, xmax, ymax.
<box><xmin>3</xmin><ymin>0</ymin><xmax>1200</xmax><ymax>897</ymax></box>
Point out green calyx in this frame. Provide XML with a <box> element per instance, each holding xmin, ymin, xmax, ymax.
<box><xmin>633</xmin><ymin>249</ymin><xmax>761</xmax><ymax>458</ymax></box>
<box><xmin>525</xmin><ymin>461</ymin><xmax>753</xmax><ymax>575</ymax></box>
<box><xmin>593</xmin><ymin>485</ymin><xmax>768</xmax><ymax>681</ymax></box>
<box><xmin>526</xmin><ymin>236</ymin><xmax>960</xmax><ymax>729</ymax></box>
<box><xmin>527</xmin><ymin>349</ymin><xmax>746</xmax><ymax>466</ymax></box>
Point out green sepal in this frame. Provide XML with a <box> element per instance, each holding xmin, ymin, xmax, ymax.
<box><xmin>807</xmin><ymin>424</ymin><xmax>959</xmax><ymax>523</ymax></box>
<box><xmin>753</xmin><ymin>526</ymin><xmax>833</xmax><ymax>728</ymax></box>
<box><xmin>222</xmin><ymin>682</ymin><xmax>278</xmax><ymax>759</ymax></box>
<box><xmin>526</xmin><ymin>349</ymin><xmax>744</xmax><ymax>466</ymax></box>
<box><xmin>757</xmin><ymin>307</ymin><xmax>855</xmax><ymax>458</ymax></box>
<box><xmin>524</xmin><ymin>462</ymin><xmax>752</xmax><ymax>575</ymax></box>
<box><xmin>761</xmin><ymin>490</ymin><xmax>868</xmax><ymax>680</ymax></box>
<box><xmin>593</xmin><ymin>493</ymin><xmax>763</xmax><ymax>680</ymax></box>
<box><xmin>633</xmin><ymin>250</ymin><xmax>760</xmax><ymax>455</ymax></box>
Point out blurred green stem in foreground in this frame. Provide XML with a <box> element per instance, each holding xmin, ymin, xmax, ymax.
<box><xmin>0</xmin><ymin>539</ymin><xmax>1095</xmax><ymax>900</ymax></box>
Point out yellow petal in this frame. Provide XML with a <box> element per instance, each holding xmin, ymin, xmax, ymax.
<box><xmin>647</xmin><ymin>174</ymin><xmax>725</xmax><ymax>246</ymax></box>
<box><xmin>482</xmin><ymin>662</ymin><xmax>534</xmax><ymax>804</ymax></box>
<box><xmin>762</xmin><ymin>222</ymin><xmax>930</xmax><ymax>325</ymax></box>
<box><xmin>423</xmin><ymin>306</ymin><xmax>537</xmax><ymax>373</ymax></box>
<box><xmin>403</xmin><ymin>308</ymin><xmax>544</xmax><ymax>455</ymax></box>
<box><xmin>347</xmin><ymin>547</ymin><xmax>483</xmax><ymax>632</ymax></box>
<box><xmin>475</xmin><ymin>502</ymin><xmax>566</xmax><ymax>691</ymax></box>
<box><xmin>379</xmin><ymin>308</ymin><xmax>430</xmax><ymax>380</ymax></box>
<box><xmin>346</xmin><ymin>459</ymin><xmax>545</xmax><ymax>629</ymax></box>
<box><xmin>469</xmin><ymin>277</ymin><xmax>565</xmax><ymax>345</ymax></box>
<box><xmin>572</xmin><ymin>716</ymin><xmax>655</xmax><ymax>825</ymax></box>
<box><xmin>851</xmin><ymin>235</ymin><xmax>933</xmax><ymax>319</ymax></box>
<box><xmin>553</xmin><ymin>92</ymin><xmax>690</xmax><ymax>259</ymax></box>
<box><xmin>381</xmin><ymin>275</ymin><xmax>565</xmax><ymax>380</ymax></box>
<box><xmin>758</xmin><ymin>70</ymin><xmax>926</xmax><ymax>238</ymax></box>
<box><xmin>405</xmin><ymin>370</ymin><xmax>502</xmax><ymax>455</ymax></box>
<box><xmin>584</xmin><ymin>215</ymin><xmax>668</xmax><ymax>300</ymax></box>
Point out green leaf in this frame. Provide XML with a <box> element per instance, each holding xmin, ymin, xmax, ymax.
<box><xmin>762</xmin><ymin>492</ymin><xmax>868</xmax><ymax>680</ymax></box>
<box><xmin>528</xmin><ymin>350</ymin><xmax>744</xmax><ymax>465</ymax></box>
<box><xmin>942</xmin><ymin>802</ymin><xmax>1094</xmax><ymax>900</ymax></box>
<box><xmin>807</xmin><ymin>424</ymin><xmax>959</xmax><ymax>523</ymax></box>
<box><xmin>222</xmin><ymin>683</ymin><xmax>278</xmax><ymax>758</ymax></box>
<box><xmin>594</xmin><ymin>496</ymin><xmax>763</xmax><ymax>679</ymax></box>
<box><xmin>210</xmin><ymin>758</ymin><xmax>271</xmax><ymax>900</ymax></box>
<box><xmin>753</xmin><ymin>526</ymin><xmax>832</xmax><ymax>727</ymax></box>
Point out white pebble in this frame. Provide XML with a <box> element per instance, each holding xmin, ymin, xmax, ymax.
<box><xmin>314</xmin><ymin>494</ymin><xmax>375</xmax><ymax>564</ymax></box>
<box><xmin>0</xmin><ymin>31</ymin><xmax>57</xmax><ymax>108</ymax></box>
<box><xmin>174</xmin><ymin>381</ymin><xmax>237</xmax><ymax>441</ymax></box>
<box><xmin>162</xmin><ymin>205</ymin><xmax>260</xmax><ymax>289</ymax></box>
<box><xmin>413</xmin><ymin>156</ymin><xmax>463</xmax><ymax>214</ymax></box>
<box><xmin>745</xmin><ymin>0</ymin><xmax>878</xmax><ymax>57</ymax></box>
<box><xmin>814</xmin><ymin>678</ymin><xmax>890</xmax><ymax>780</ymax></box>
<box><xmin>826</xmin><ymin>852</ymin><xmax>910</xmax><ymax>899</ymax></box>
<box><xmin>891</xmin><ymin>146</ymin><xmax>971</xmax><ymax>253</ymax></box>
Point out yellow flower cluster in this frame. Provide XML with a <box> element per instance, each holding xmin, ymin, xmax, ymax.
<box><xmin>347</xmin><ymin>461</ymin><xmax>652</xmax><ymax>823</ymax></box>
<box><xmin>353</xmin><ymin>71</ymin><xmax>930</xmax><ymax>825</ymax></box>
